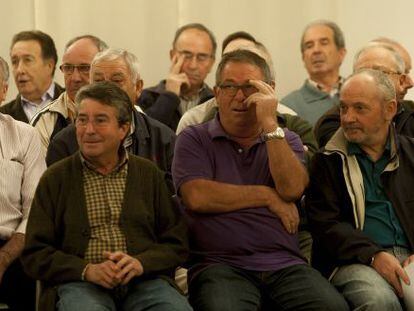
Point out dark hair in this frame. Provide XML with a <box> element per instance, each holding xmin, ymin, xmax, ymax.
<box><xmin>65</xmin><ymin>34</ymin><xmax>108</xmax><ymax>52</ymax></box>
<box><xmin>172</xmin><ymin>23</ymin><xmax>217</xmax><ymax>58</ymax></box>
<box><xmin>215</xmin><ymin>49</ymin><xmax>271</xmax><ymax>85</ymax></box>
<box><xmin>76</xmin><ymin>81</ymin><xmax>133</xmax><ymax>125</ymax></box>
<box><xmin>300</xmin><ymin>20</ymin><xmax>345</xmax><ymax>53</ymax></box>
<box><xmin>11</xmin><ymin>30</ymin><xmax>58</xmax><ymax>76</ymax></box>
<box><xmin>221</xmin><ymin>31</ymin><xmax>257</xmax><ymax>53</ymax></box>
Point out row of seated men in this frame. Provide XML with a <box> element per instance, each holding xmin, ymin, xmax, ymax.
<box><xmin>0</xmin><ymin>20</ymin><xmax>413</xmax><ymax>311</ymax></box>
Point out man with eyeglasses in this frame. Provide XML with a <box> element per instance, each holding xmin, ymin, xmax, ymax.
<box><xmin>22</xmin><ymin>81</ymin><xmax>190</xmax><ymax>311</ymax></box>
<box><xmin>0</xmin><ymin>30</ymin><xmax>64</xmax><ymax>123</ymax></box>
<box><xmin>138</xmin><ymin>23</ymin><xmax>216</xmax><ymax>131</ymax></box>
<box><xmin>31</xmin><ymin>35</ymin><xmax>107</xmax><ymax>151</ymax></box>
<box><xmin>315</xmin><ymin>43</ymin><xmax>414</xmax><ymax>147</ymax></box>
<box><xmin>172</xmin><ymin>49</ymin><xmax>349</xmax><ymax>310</ymax></box>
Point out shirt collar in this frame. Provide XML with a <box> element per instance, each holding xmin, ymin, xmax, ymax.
<box><xmin>80</xmin><ymin>148</ymin><xmax>129</xmax><ymax>174</ymax></box>
<box><xmin>308</xmin><ymin>77</ymin><xmax>343</xmax><ymax>97</ymax></box>
<box><xmin>347</xmin><ymin>134</ymin><xmax>392</xmax><ymax>159</ymax></box>
<box><xmin>21</xmin><ymin>82</ymin><xmax>55</xmax><ymax>106</ymax></box>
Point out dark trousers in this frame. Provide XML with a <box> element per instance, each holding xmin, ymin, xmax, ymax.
<box><xmin>189</xmin><ymin>263</ymin><xmax>349</xmax><ymax>311</ymax></box>
<box><xmin>0</xmin><ymin>240</ymin><xmax>36</xmax><ymax>311</ymax></box>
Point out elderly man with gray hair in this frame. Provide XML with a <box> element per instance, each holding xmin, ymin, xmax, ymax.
<box><xmin>315</xmin><ymin>42</ymin><xmax>414</xmax><ymax>147</ymax></box>
<box><xmin>0</xmin><ymin>57</ymin><xmax>9</xmax><ymax>103</ymax></box>
<box><xmin>46</xmin><ymin>48</ymin><xmax>176</xmax><ymax>187</ymax></box>
<box><xmin>307</xmin><ymin>69</ymin><xmax>414</xmax><ymax>310</ymax></box>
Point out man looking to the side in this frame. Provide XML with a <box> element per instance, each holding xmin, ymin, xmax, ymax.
<box><xmin>0</xmin><ymin>30</ymin><xmax>64</xmax><ymax>122</ymax></box>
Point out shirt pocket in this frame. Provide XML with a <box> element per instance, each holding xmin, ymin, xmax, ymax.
<box><xmin>0</xmin><ymin>159</ymin><xmax>24</xmax><ymax>208</ymax></box>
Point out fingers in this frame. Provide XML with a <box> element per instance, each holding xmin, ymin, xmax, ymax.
<box><xmin>402</xmin><ymin>255</ymin><xmax>414</xmax><ymax>268</ymax></box>
<box><xmin>170</xmin><ymin>54</ymin><xmax>185</xmax><ymax>74</ymax></box>
<box><xmin>397</xmin><ymin>265</ymin><xmax>410</xmax><ymax>286</ymax></box>
<box><xmin>248</xmin><ymin>79</ymin><xmax>274</xmax><ymax>94</ymax></box>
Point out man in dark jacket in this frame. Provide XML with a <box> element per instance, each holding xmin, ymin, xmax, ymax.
<box><xmin>315</xmin><ymin>40</ymin><xmax>414</xmax><ymax>147</ymax></box>
<box><xmin>46</xmin><ymin>48</ymin><xmax>176</xmax><ymax>186</ymax></box>
<box><xmin>138</xmin><ymin>23</ymin><xmax>216</xmax><ymax>131</ymax></box>
<box><xmin>307</xmin><ymin>69</ymin><xmax>414</xmax><ymax>310</ymax></box>
<box><xmin>0</xmin><ymin>30</ymin><xmax>64</xmax><ymax>123</ymax></box>
<box><xmin>22</xmin><ymin>81</ymin><xmax>190</xmax><ymax>311</ymax></box>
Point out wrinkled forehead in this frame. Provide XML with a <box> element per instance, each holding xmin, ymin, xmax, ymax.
<box><xmin>91</xmin><ymin>58</ymin><xmax>131</xmax><ymax>77</ymax></box>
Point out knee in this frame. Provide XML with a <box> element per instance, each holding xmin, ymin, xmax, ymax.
<box><xmin>354</xmin><ymin>286</ymin><xmax>401</xmax><ymax>311</ymax></box>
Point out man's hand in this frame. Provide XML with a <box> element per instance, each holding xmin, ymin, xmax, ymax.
<box><xmin>104</xmin><ymin>251</ymin><xmax>144</xmax><ymax>285</ymax></box>
<box><xmin>371</xmin><ymin>251</ymin><xmax>410</xmax><ymax>297</ymax></box>
<box><xmin>244</xmin><ymin>80</ymin><xmax>279</xmax><ymax>132</ymax></box>
<box><xmin>267</xmin><ymin>190</ymin><xmax>299</xmax><ymax>234</ymax></box>
<box><xmin>402</xmin><ymin>254</ymin><xmax>414</xmax><ymax>268</ymax></box>
<box><xmin>84</xmin><ymin>260</ymin><xmax>120</xmax><ymax>289</ymax></box>
<box><xmin>165</xmin><ymin>54</ymin><xmax>190</xmax><ymax>96</ymax></box>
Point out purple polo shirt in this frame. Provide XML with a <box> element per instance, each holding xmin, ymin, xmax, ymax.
<box><xmin>172</xmin><ymin>116</ymin><xmax>306</xmax><ymax>273</ymax></box>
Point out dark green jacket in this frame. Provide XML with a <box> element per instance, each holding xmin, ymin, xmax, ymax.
<box><xmin>22</xmin><ymin>152</ymin><xmax>188</xmax><ymax>310</ymax></box>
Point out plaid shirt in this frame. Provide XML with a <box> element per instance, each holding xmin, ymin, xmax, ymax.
<box><xmin>82</xmin><ymin>152</ymin><xmax>129</xmax><ymax>264</ymax></box>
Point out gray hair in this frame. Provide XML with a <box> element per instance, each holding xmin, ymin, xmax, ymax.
<box><xmin>65</xmin><ymin>34</ymin><xmax>108</xmax><ymax>52</ymax></box>
<box><xmin>215</xmin><ymin>49</ymin><xmax>272</xmax><ymax>85</ymax></box>
<box><xmin>353</xmin><ymin>44</ymin><xmax>405</xmax><ymax>74</ymax></box>
<box><xmin>0</xmin><ymin>56</ymin><xmax>9</xmax><ymax>84</ymax></box>
<box><xmin>76</xmin><ymin>81</ymin><xmax>132</xmax><ymax>125</ymax></box>
<box><xmin>300</xmin><ymin>20</ymin><xmax>345</xmax><ymax>53</ymax></box>
<box><xmin>91</xmin><ymin>48</ymin><xmax>141</xmax><ymax>83</ymax></box>
<box><xmin>345</xmin><ymin>69</ymin><xmax>396</xmax><ymax>103</ymax></box>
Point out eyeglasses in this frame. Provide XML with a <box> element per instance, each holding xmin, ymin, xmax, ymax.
<box><xmin>368</xmin><ymin>66</ymin><xmax>402</xmax><ymax>77</ymax></box>
<box><xmin>218</xmin><ymin>83</ymin><xmax>259</xmax><ymax>97</ymax></box>
<box><xmin>177</xmin><ymin>50</ymin><xmax>212</xmax><ymax>62</ymax></box>
<box><xmin>75</xmin><ymin>116</ymin><xmax>111</xmax><ymax>128</ymax></box>
<box><xmin>60</xmin><ymin>64</ymin><xmax>91</xmax><ymax>75</ymax></box>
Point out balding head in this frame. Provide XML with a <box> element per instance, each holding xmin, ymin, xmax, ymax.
<box><xmin>353</xmin><ymin>44</ymin><xmax>405</xmax><ymax>101</ymax></box>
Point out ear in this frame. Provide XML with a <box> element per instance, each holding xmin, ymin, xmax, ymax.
<box><xmin>213</xmin><ymin>85</ymin><xmax>220</xmax><ymax>97</ymax></box>
<box><xmin>338</xmin><ymin>48</ymin><xmax>347</xmax><ymax>65</ymax></box>
<box><xmin>385</xmin><ymin>99</ymin><xmax>397</xmax><ymax>121</ymax></box>
<box><xmin>44</xmin><ymin>58</ymin><xmax>55</xmax><ymax>74</ymax></box>
<box><xmin>169</xmin><ymin>49</ymin><xmax>175</xmax><ymax>61</ymax></box>
<box><xmin>119</xmin><ymin>122</ymin><xmax>131</xmax><ymax>140</ymax></box>
<box><xmin>0</xmin><ymin>83</ymin><xmax>8</xmax><ymax>102</ymax></box>
<box><xmin>135</xmin><ymin>79</ymin><xmax>144</xmax><ymax>98</ymax></box>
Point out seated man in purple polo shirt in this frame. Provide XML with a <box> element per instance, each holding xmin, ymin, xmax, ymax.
<box><xmin>172</xmin><ymin>50</ymin><xmax>349</xmax><ymax>310</ymax></box>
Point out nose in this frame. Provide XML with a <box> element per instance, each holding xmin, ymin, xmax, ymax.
<box><xmin>187</xmin><ymin>56</ymin><xmax>198</xmax><ymax>69</ymax></box>
<box><xmin>84</xmin><ymin>120</ymin><xmax>96</xmax><ymax>134</ymax></box>
<box><xmin>233</xmin><ymin>88</ymin><xmax>247</xmax><ymax>102</ymax></box>
<box><xmin>341</xmin><ymin>108</ymin><xmax>356</xmax><ymax>124</ymax></box>
<box><xmin>405</xmin><ymin>74</ymin><xmax>414</xmax><ymax>89</ymax></box>
<box><xmin>70</xmin><ymin>67</ymin><xmax>83</xmax><ymax>81</ymax></box>
<box><xmin>15</xmin><ymin>59</ymin><xmax>26</xmax><ymax>74</ymax></box>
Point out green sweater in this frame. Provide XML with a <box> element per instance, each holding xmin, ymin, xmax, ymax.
<box><xmin>22</xmin><ymin>152</ymin><xmax>188</xmax><ymax>310</ymax></box>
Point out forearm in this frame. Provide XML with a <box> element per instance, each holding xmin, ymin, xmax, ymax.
<box><xmin>180</xmin><ymin>179</ymin><xmax>275</xmax><ymax>213</ymax></box>
<box><xmin>266</xmin><ymin>138</ymin><xmax>309</xmax><ymax>201</ymax></box>
<box><xmin>0</xmin><ymin>233</ymin><xmax>25</xmax><ymax>267</ymax></box>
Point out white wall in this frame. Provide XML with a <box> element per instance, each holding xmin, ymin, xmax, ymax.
<box><xmin>2</xmin><ymin>0</ymin><xmax>414</xmax><ymax>103</ymax></box>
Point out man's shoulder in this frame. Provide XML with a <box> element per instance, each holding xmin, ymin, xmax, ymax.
<box><xmin>31</xmin><ymin>93</ymin><xmax>67</xmax><ymax>126</ymax></box>
<box><xmin>177</xmin><ymin>98</ymin><xmax>217</xmax><ymax>133</ymax></box>
<box><xmin>135</xmin><ymin>111</ymin><xmax>175</xmax><ymax>139</ymax></box>
<box><xmin>0</xmin><ymin>112</ymin><xmax>36</xmax><ymax>138</ymax></box>
<box><xmin>0</xmin><ymin>96</ymin><xmax>26</xmax><ymax>121</ymax></box>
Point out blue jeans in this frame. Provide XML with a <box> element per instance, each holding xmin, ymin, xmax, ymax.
<box><xmin>57</xmin><ymin>278</ymin><xmax>192</xmax><ymax>311</ymax></box>
<box><xmin>331</xmin><ymin>247</ymin><xmax>410</xmax><ymax>311</ymax></box>
<box><xmin>189</xmin><ymin>263</ymin><xmax>349</xmax><ymax>311</ymax></box>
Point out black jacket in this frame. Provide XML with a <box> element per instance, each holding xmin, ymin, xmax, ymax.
<box><xmin>306</xmin><ymin>128</ymin><xmax>414</xmax><ymax>277</ymax></box>
<box><xmin>0</xmin><ymin>83</ymin><xmax>64</xmax><ymax>123</ymax></box>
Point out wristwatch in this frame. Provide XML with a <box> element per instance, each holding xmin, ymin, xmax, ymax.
<box><xmin>262</xmin><ymin>127</ymin><xmax>285</xmax><ymax>141</ymax></box>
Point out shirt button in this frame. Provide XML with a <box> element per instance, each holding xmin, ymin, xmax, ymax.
<box><xmin>238</xmin><ymin>148</ymin><xmax>243</xmax><ymax>153</ymax></box>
